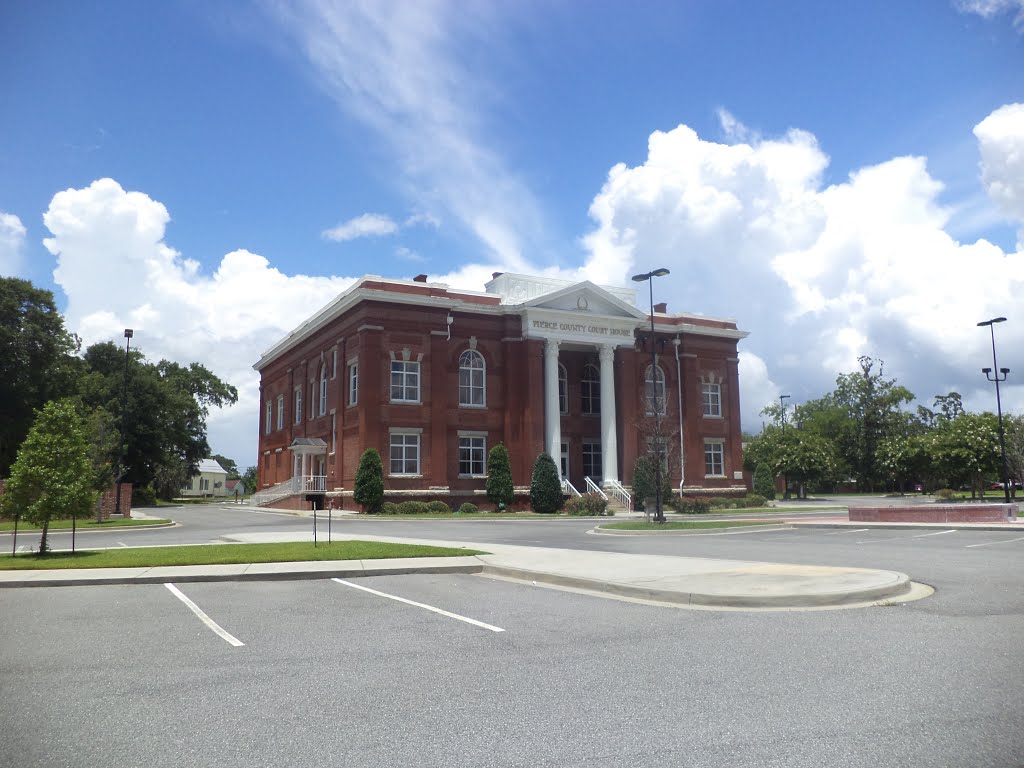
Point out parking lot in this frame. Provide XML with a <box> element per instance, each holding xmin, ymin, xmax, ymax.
<box><xmin>2</xmin><ymin>517</ymin><xmax>1023</xmax><ymax>768</ymax></box>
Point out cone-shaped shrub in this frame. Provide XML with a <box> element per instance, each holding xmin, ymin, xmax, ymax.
<box><xmin>486</xmin><ymin>442</ymin><xmax>514</xmax><ymax>510</ymax></box>
<box><xmin>530</xmin><ymin>452</ymin><xmax>563</xmax><ymax>514</ymax></box>
<box><xmin>354</xmin><ymin>448</ymin><xmax>384</xmax><ymax>514</ymax></box>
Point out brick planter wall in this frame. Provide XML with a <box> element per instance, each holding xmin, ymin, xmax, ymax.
<box><xmin>850</xmin><ymin>504</ymin><xmax>1017</xmax><ymax>523</ymax></box>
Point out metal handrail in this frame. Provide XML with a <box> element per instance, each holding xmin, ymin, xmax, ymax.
<box><xmin>605</xmin><ymin>479</ymin><xmax>632</xmax><ymax>513</ymax></box>
<box><xmin>561</xmin><ymin>478</ymin><xmax>582</xmax><ymax>497</ymax></box>
<box><xmin>584</xmin><ymin>476</ymin><xmax>608</xmax><ymax>499</ymax></box>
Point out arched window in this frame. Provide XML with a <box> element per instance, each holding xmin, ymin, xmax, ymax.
<box><xmin>645</xmin><ymin>365</ymin><xmax>666</xmax><ymax>415</ymax></box>
<box><xmin>458</xmin><ymin>349</ymin><xmax>485</xmax><ymax>407</ymax></box>
<box><xmin>581</xmin><ymin>363</ymin><xmax>600</xmax><ymax>415</ymax></box>
<box><xmin>558</xmin><ymin>363</ymin><xmax>568</xmax><ymax>414</ymax></box>
<box><xmin>319</xmin><ymin>363</ymin><xmax>328</xmax><ymax>416</ymax></box>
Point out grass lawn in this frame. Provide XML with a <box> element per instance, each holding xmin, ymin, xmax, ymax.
<box><xmin>600</xmin><ymin>520</ymin><xmax>781</xmax><ymax>531</ymax></box>
<box><xmin>0</xmin><ymin>518</ymin><xmax>172</xmax><ymax>532</ymax></box>
<box><xmin>0</xmin><ymin>541</ymin><xmax>485</xmax><ymax>570</ymax></box>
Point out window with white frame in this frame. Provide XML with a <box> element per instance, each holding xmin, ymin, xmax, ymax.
<box><xmin>391</xmin><ymin>360</ymin><xmax>420</xmax><ymax>403</ymax></box>
<box><xmin>704</xmin><ymin>440</ymin><xmax>725</xmax><ymax>477</ymax></box>
<box><xmin>348</xmin><ymin>362</ymin><xmax>358</xmax><ymax>406</ymax></box>
<box><xmin>309</xmin><ymin>382</ymin><xmax>315</xmax><ymax>420</ymax></box>
<box><xmin>276</xmin><ymin>395</ymin><xmax>284</xmax><ymax>430</ymax></box>
<box><xmin>582</xmin><ymin>440</ymin><xmax>602</xmax><ymax>480</ymax></box>
<box><xmin>389</xmin><ymin>431</ymin><xmax>420</xmax><ymax>475</ymax></box>
<box><xmin>581</xmin><ymin>364</ymin><xmax>601</xmax><ymax>415</ymax></box>
<box><xmin>265</xmin><ymin>402</ymin><xmax>272</xmax><ymax>435</ymax></box>
<box><xmin>558</xmin><ymin>363</ymin><xmax>568</xmax><ymax>414</ymax></box>
<box><xmin>332</xmin><ymin>349</ymin><xmax>338</xmax><ymax>379</ymax></box>
<box><xmin>319</xmin><ymin>364</ymin><xmax>328</xmax><ymax>416</ymax></box>
<box><xmin>458</xmin><ymin>349</ymin><xmax>486</xmax><ymax>407</ymax></box>
<box><xmin>458</xmin><ymin>435</ymin><xmax>486</xmax><ymax>476</ymax></box>
<box><xmin>702</xmin><ymin>382</ymin><xmax>721</xmax><ymax>417</ymax></box>
<box><xmin>645</xmin><ymin>365</ymin><xmax>666</xmax><ymax>415</ymax></box>
<box><xmin>294</xmin><ymin>387</ymin><xmax>302</xmax><ymax>424</ymax></box>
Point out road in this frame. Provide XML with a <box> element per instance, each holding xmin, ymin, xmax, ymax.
<box><xmin>1</xmin><ymin>503</ymin><xmax>1021</xmax><ymax>767</ymax></box>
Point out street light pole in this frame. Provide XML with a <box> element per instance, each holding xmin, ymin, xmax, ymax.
<box><xmin>978</xmin><ymin>318</ymin><xmax>1011</xmax><ymax>505</ymax></box>
<box><xmin>111</xmin><ymin>329</ymin><xmax>134</xmax><ymax>521</ymax></box>
<box><xmin>780</xmin><ymin>394</ymin><xmax>790</xmax><ymax>500</ymax></box>
<box><xmin>632</xmin><ymin>268</ymin><xmax>671</xmax><ymax>523</ymax></box>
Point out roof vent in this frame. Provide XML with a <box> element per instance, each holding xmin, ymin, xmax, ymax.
<box><xmin>413</xmin><ymin>274</ymin><xmax>428</xmax><ymax>283</ymax></box>
<box><xmin>654</xmin><ymin>302</ymin><xmax>667</xmax><ymax>313</ymax></box>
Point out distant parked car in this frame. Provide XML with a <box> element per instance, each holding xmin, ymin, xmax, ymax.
<box><xmin>911</xmin><ymin>483</ymin><xmax>924</xmax><ymax>492</ymax></box>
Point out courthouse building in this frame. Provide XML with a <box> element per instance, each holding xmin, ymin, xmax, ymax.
<box><xmin>252</xmin><ymin>272</ymin><xmax>748</xmax><ymax>509</ymax></box>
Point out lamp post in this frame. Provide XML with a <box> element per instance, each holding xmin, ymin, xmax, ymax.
<box><xmin>111</xmin><ymin>329</ymin><xmax>134</xmax><ymax>521</ymax></box>
<box><xmin>978</xmin><ymin>317</ymin><xmax>1011</xmax><ymax>505</ymax></box>
<box><xmin>779</xmin><ymin>394</ymin><xmax>790</xmax><ymax>499</ymax></box>
<box><xmin>632</xmin><ymin>267</ymin><xmax>671</xmax><ymax>523</ymax></box>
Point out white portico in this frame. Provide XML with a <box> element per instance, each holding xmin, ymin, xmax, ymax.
<box><xmin>486</xmin><ymin>274</ymin><xmax>648</xmax><ymax>485</ymax></box>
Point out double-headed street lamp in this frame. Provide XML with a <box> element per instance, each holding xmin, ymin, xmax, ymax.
<box><xmin>632</xmin><ymin>267</ymin><xmax>671</xmax><ymax>523</ymax></box>
<box><xmin>978</xmin><ymin>317</ymin><xmax>1011</xmax><ymax>505</ymax></box>
<box><xmin>111</xmin><ymin>328</ymin><xmax>134</xmax><ymax>521</ymax></box>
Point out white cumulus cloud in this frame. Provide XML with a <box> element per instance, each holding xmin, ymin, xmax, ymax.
<box><xmin>0</xmin><ymin>213</ymin><xmax>27</xmax><ymax>277</ymax></box>
<box><xmin>43</xmin><ymin>178</ymin><xmax>357</xmax><ymax>467</ymax></box>
<box><xmin>974</xmin><ymin>102</ymin><xmax>1024</xmax><ymax>247</ymax></box>
<box><xmin>955</xmin><ymin>0</ymin><xmax>1024</xmax><ymax>28</ymax></box>
<box><xmin>322</xmin><ymin>213</ymin><xmax>399</xmax><ymax>242</ymax></box>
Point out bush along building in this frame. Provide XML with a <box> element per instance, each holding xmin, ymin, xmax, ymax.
<box><xmin>251</xmin><ymin>272</ymin><xmax>748</xmax><ymax>511</ymax></box>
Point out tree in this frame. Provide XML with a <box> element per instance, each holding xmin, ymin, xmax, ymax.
<box><xmin>485</xmin><ymin>443</ymin><xmax>514</xmax><ymax>510</ymax></box>
<box><xmin>530</xmin><ymin>453</ymin><xmax>563</xmax><ymax>513</ymax></box>
<box><xmin>743</xmin><ymin>425</ymin><xmax>837</xmax><ymax>498</ymax></box>
<box><xmin>1003</xmin><ymin>415</ymin><xmax>1023</xmax><ymax>498</ymax></box>
<box><xmin>241</xmin><ymin>466</ymin><xmax>258</xmax><ymax>495</ymax></box>
<box><xmin>211</xmin><ymin>454</ymin><xmax>240</xmax><ymax>479</ymax></box>
<box><xmin>0</xmin><ymin>278</ymin><xmax>80</xmax><ymax>476</ymax></box>
<box><xmin>354</xmin><ymin>448</ymin><xmax>384</xmax><ymax>513</ymax></box>
<box><xmin>0</xmin><ymin>400</ymin><xmax>96</xmax><ymax>554</ymax></box>
<box><xmin>924</xmin><ymin>412</ymin><xmax>1000</xmax><ymax>497</ymax></box>
<box><xmin>75</xmin><ymin>342</ymin><xmax>238</xmax><ymax>494</ymax></box>
<box><xmin>631</xmin><ymin>455</ymin><xmax>671</xmax><ymax>511</ymax></box>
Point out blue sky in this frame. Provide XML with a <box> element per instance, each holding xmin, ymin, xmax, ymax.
<box><xmin>2</xmin><ymin>0</ymin><xmax>1023</xmax><ymax>468</ymax></box>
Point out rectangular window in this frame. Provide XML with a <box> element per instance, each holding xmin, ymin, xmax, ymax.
<box><xmin>702</xmin><ymin>382</ymin><xmax>722</xmax><ymax>417</ymax></box>
<box><xmin>294</xmin><ymin>387</ymin><xmax>302</xmax><ymax>424</ymax></box>
<box><xmin>582</xmin><ymin>440</ymin><xmax>602</xmax><ymax>480</ymax></box>
<box><xmin>458</xmin><ymin>436</ymin><xmax>486</xmax><ymax>476</ymax></box>
<box><xmin>390</xmin><ymin>360</ymin><xmax>420</xmax><ymax>403</ymax></box>
<box><xmin>331</xmin><ymin>413</ymin><xmax>337</xmax><ymax>454</ymax></box>
<box><xmin>704</xmin><ymin>440</ymin><xmax>725</xmax><ymax>477</ymax></box>
<box><xmin>389</xmin><ymin>432</ymin><xmax>420</xmax><ymax>475</ymax></box>
<box><xmin>309</xmin><ymin>382</ymin><xmax>315</xmax><ymax>420</ymax></box>
<box><xmin>265</xmin><ymin>402</ymin><xmax>272</xmax><ymax>435</ymax></box>
<box><xmin>276</xmin><ymin>395</ymin><xmax>284</xmax><ymax>431</ymax></box>
<box><xmin>332</xmin><ymin>349</ymin><xmax>338</xmax><ymax>379</ymax></box>
<box><xmin>319</xmin><ymin>368</ymin><xmax>328</xmax><ymax>416</ymax></box>
<box><xmin>348</xmin><ymin>363</ymin><xmax>359</xmax><ymax>406</ymax></box>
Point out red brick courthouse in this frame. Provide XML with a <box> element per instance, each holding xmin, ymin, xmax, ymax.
<box><xmin>252</xmin><ymin>273</ymin><xmax>748</xmax><ymax>509</ymax></box>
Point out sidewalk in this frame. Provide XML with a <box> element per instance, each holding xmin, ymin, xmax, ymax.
<box><xmin>0</xmin><ymin>531</ymin><xmax>922</xmax><ymax>610</ymax></box>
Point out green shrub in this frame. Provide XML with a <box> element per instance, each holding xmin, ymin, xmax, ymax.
<box><xmin>935</xmin><ymin>488</ymin><xmax>955</xmax><ymax>500</ymax></box>
<box><xmin>752</xmin><ymin>467</ymin><xmax>776</xmax><ymax>500</ymax></box>
<box><xmin>741</xmin><ymin>493</ymin><xmax>768</xmax><ymax>508</ymax></box>
<box><xmin>530</xmin><ymin>453</ymin><xmax>563</xmax><ymax>514</ymax></box>
<box><xmin>456</xmin><ymin>502</ymin><xmax>478</xmax><ymax>514</ymax></box>
<box><xmin>425</xmin><ymin>500</ymin><xmax>451</xmax><ymax>513</ymax></box>
<box><xmin>354</xmin><ymin>448</ymin><xmax>384</xmax><ymax>514</ymax></box>
<box><xmin>486</xmin><ymin>443</ymin><xmax>514</xmax><ymax>510</ymax></box>
<box><xmin>379</xmin><ymin>502</ymin><xmax>400</xmax><ymax>515</ymax></box>
<box><xmin>397</xmin><ymin>500</ymin><xmax>430</xmax><ymax>515</ymax></box>
<box><xmin>564</xmin><ymin>493</ymin><xmax>609</xmax><ymax>516</ymax></box>
<box><xmin>709</xmin><ymin>496</ymin><xmax>735</xmax><ymax>509</ymax></box>
<box><xmin>672</xmin><ymin>497</ymin><xmax>711</xmax><ymax>514</ymax></box>
<box><xmin>631</xmin><ymin>455</ymin><xmax>672</xmax><ymax>512</ymax></box>
<box><xmin>131</xmin><ymin>485</ymin><xmax>157</xmax><ymax>507</ymax></box>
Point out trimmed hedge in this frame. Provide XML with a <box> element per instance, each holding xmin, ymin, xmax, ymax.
<box><xmin>456</xmin><ymin>502</ymin><xmax>478</xmax><ymax>514</ymax></box>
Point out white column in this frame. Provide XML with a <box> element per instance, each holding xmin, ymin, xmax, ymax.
<box><xmin>544</xmin><ymin>338</ymin><xmax>562</xmax><ymax>476</ymax></box>
<box><xmin>599</xmin><ymin>344</ymin><xmax>618</xmax><ymax>484</ymax></box>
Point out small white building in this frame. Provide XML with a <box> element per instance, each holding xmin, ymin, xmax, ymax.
<box><xmin>181</xmin><ymin>459</ymin><xmax>229</xmax><ymax>498</ymax></box>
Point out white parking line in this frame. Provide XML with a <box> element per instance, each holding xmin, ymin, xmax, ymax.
<box><xmin>965</xmin><ymin>535</ymin><xmax>1024</xmax><ymax>549</ymax></box>
<box><xmin>332</xmin><ymin>578</ymin><xmax>505</xmax><ymax>633</ymax></box>
<box><xmin>164</xmin><ymin>584</ymin><xmax>245</xmax><ymax>647</ymax></box>
<box><xmin>910</xmin><ymin>530</ymin><xmax>956</xmax><ymax>538</ymax></box>
<box><xmin>822</xmin><ymin>528</ymin><xmax>870</xmax><ymax>535</ymax></box>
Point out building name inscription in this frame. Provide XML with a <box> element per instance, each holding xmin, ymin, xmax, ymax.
<box><xmin>531</xmin><ymin>319</ymin><xmax>633</xmax><ymax>337</ymax></box>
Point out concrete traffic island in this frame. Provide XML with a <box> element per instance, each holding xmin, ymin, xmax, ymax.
<box><xmin>0</xmin><ymin>532</ymin><xmax>929</xmax><ymax>611</ymax></box>
<box><xmin>850</xmin><ymin>503</ymin><xmax>1017</xmax><ymax>524</ymax></box>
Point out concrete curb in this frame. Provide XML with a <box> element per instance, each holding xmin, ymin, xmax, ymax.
<box><xmin>593</xmin><ymin>524</ymin><xmax>793</xmax><ymax>536</ymax></box>
<box><xmin>479</xmin><ymin>564</ymin><xmax>914</xmax><ymax>609</ymax></box>
<box><xmin>0</xmin><ymin>562</ymin><xmax>484</xmax><ymax>589</ymax></box>
<box><xmin>0</xmin><ymin>521</ymin><xmax>179</xmax><ymax>537</ymax></box>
